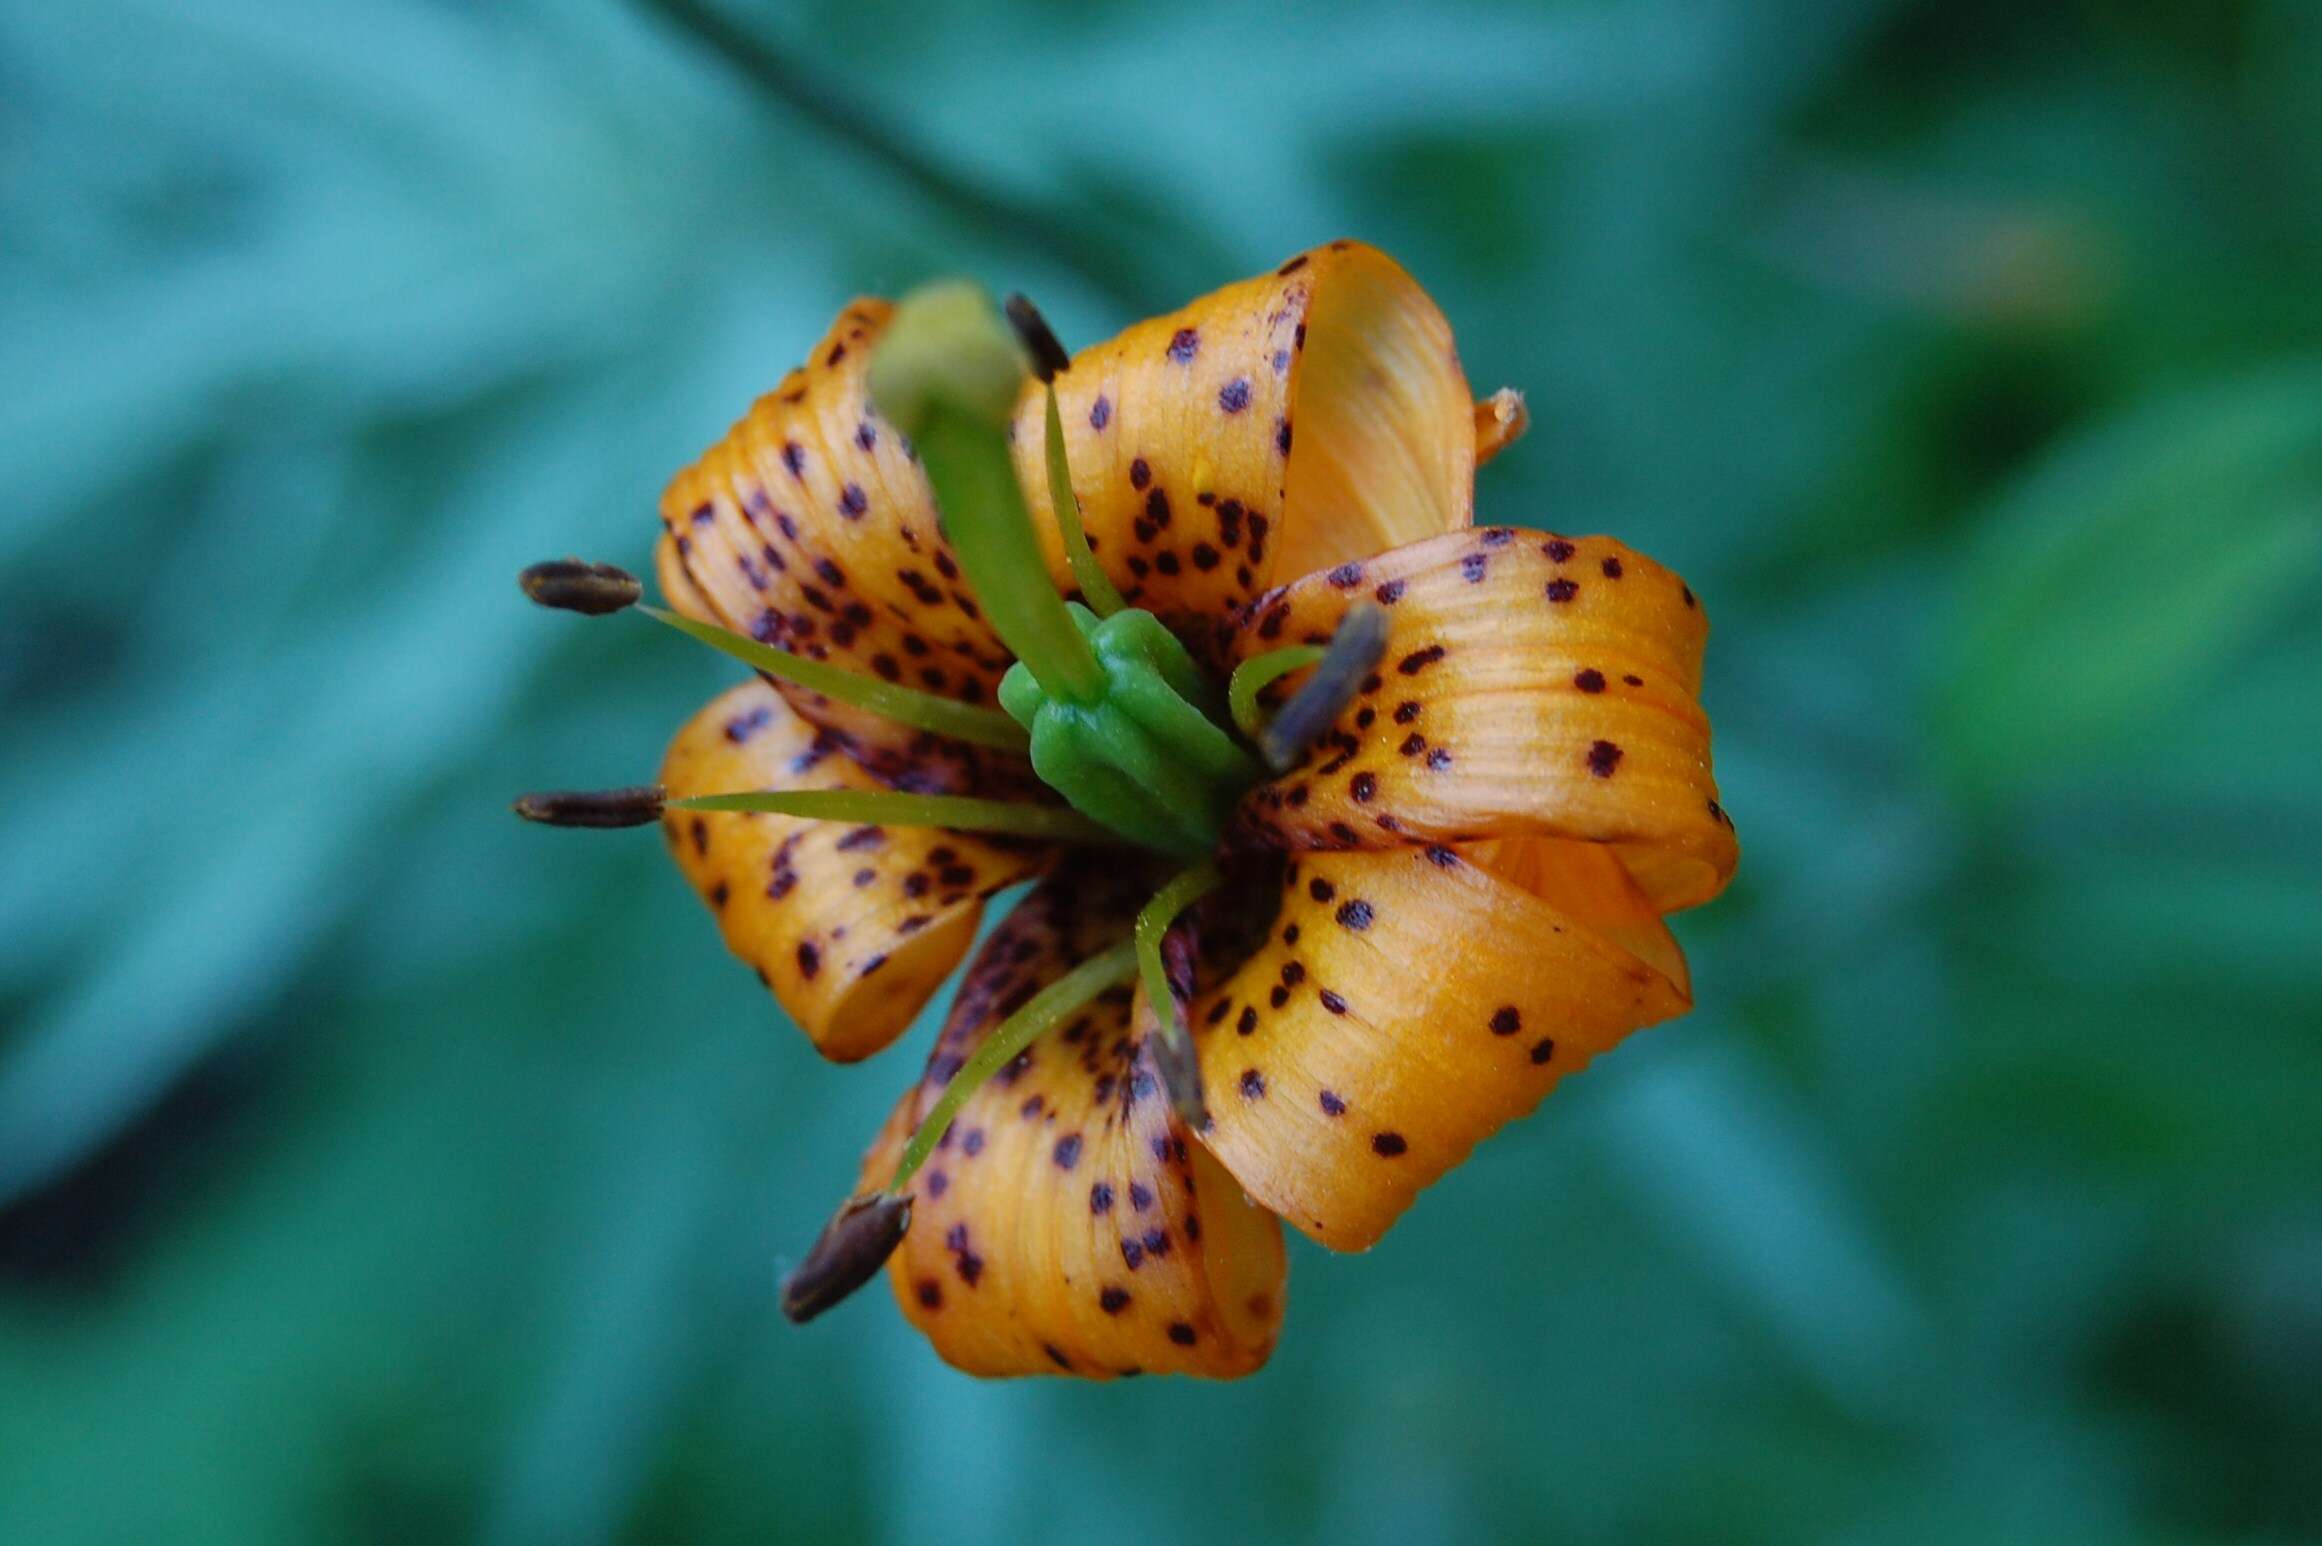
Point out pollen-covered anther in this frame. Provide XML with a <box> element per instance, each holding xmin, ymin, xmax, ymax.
<box><xmin>1253</xmin><ymin>601</ymin><xmax>1390</xmax><ymax>771</ymax></box>
<box><xmin>780</xmin><ymin>1192</ymin><xmax>913</xmax><ymax>1323</ymax></box>
<box><xmin>519</xmin><ymin>557</ymin><xmax>643</xmax><ymax>615</ymax></box>
<box><xmin>511</xmin><ymin>785</ymin><xmax>666</xmax><ymax>828</ymax></box>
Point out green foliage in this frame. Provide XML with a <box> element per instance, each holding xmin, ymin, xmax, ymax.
<box><xmin>3</xmin><ymin>1</ymin><xmax>2319</xmax><ymax>1541</ymax></box>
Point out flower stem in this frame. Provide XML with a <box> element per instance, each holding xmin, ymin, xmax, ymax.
<box><xmin>639</xmin><ymin>606</ymin><xmax>1029</xmax><ymax>752</ymax></box>
<box><xmin>1135</xmin><ymin>860</ymin><xmax>1221</xmax><ymax>1126</ymax></box>
<box><xmin>668</xmin><ymin>788</ymin><xmax>1118</xmax><ymax>843</ymax></box>
<box><xmin>887</xmin><ymin>940</ymin><xmax>1138</xmax><ymax>1195</ymax></box>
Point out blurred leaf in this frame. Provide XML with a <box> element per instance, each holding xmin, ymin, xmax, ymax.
<box><xmin>1936</xmin><ymin>363</ymin><xmax>2322</xmax><ymax>793</ymax></box>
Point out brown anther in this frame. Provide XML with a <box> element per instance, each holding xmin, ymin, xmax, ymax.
<box><xmin>1259</xmin><ymin>602</ymin><xmax>1391</xmax><ymax>772</ymax></box>
<box><xmin>1003</xmin><ymin>293</ymin><xmax>1071</xmax><ymax>383</ymax></box>
<box><xmin>512</xmin><ymin>785</ymin><xmax>667</xmax><ymax>828</ymax></box>
<box><xmin>519</xmin><ymin>558</ymin><xmax>643</xmax><ymax>615</ymax></box>
<box><xmin>780</xmin><ymin>1192</ymin><xmax>913</xmax><ymax>1323</ymax></box>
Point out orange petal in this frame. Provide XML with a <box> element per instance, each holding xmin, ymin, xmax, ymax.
<box><xmin>1011</xmin><ymin>241</ymin><xmax>1477</xmax><ymax>662</ymax></box>
<box><xmin>660</xmin><ymin>681</ymin><xmax>1050</xmax><ymax>1062</ymax></box>
<box><xmin>861</xmin><ymin>861</ymin><xmax>1285</xmax><ymax>1379</ymax></box>
<box><xmin>656</xmin><ymin>300</ymin><xmax>1023</xmax><ymax>791</ymax></box>
<box><xmin>1237</xmin><ymin>525</ymin><xmax>1738</xmax><ymax>913</ymax></box>
<box><xmin>1186</xmin><ymin>841</ymin><xmax>1689</xmax><ymax>1251</ymax></box>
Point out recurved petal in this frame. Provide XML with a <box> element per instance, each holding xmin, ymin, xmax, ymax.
<box><xmin>656</xmin><ymin>300</ymin><xmax>1023</xmax><ymax>791</ymax></box>
<box><xmin>1237</xmin><ymin>525</ymin><xmax>1738</xmax><ymax>914</ymax></box>
<box><xmin>1010</xmin><ymin>241</ymin><xmax>1478</xmax><ymax>662</ymax></box>
<box><xmin>860</xmin><ymin>860</ymin><xmax>1286</xmax><ymax>1379</ymax></box>
<box><xmin>661</xmin><ymin>681</ymin><xmax>1050</xmax><ymax>1062</ymax></box>
<box><xmin>1188</xmin><ymin>840</ymin><xmax>1689</xmax><ymax>1252</ymax></box>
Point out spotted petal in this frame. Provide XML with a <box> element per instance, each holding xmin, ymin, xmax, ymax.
<box><xmin>1237</xmin><ymin>525</ymin><xmax>1738</xmax><ymax>913</ymax></box>
<box><xmin>661</xmin><ymin>681</ymin><xmax>1051</xmax><ymax>1062</ymax></box>
<box><xmin>656</xmin><ymin>301</ymin><xmax>1023</xmax><ymax>790</ymax></box>
<box><xmin>1011</xmin><ymin>240</ymin><xmax>1481</xmax><ymax>663</ymax></box>
<box><xmin>1184</xmin><ymin>839</ymin><xmax>1689</xmax><ymax>1251</ymax></box>
<box><xmin>859</xmin><ymin>859</ymin><xmax>1286</xmax><ymax>1379</ymax></box>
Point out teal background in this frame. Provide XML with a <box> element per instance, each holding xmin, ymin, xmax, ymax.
<box><xmin>4</xmin><ymin>1</ymin><xmax>2320</xmax><ymax>1541</ymax></box>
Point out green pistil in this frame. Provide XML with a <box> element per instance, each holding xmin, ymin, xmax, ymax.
<box><xmin>1135</xmin><ymin>860</ymin><xmax>1222</xmax><ymax>1126</ymax></box>
<box><xmin>669</xmin><ymin>789</ymin><xmax>1119</xmax><ymax>843</ymax></box>
<box><xmin>887</xmin><ymin>940</ymin><xmax>1138</xmax><ymax>1195</ymax></box>
<box><xmin>870</xmin><ymin>283</ymin><xmax>1106</xmax><ymax>703</ymax></box>
<box><xmin>871</xmin><ymin>280</ymin><xmax>1269</xmax><ymax>857</ymax></box>
<box><xmin>641</xmin><ymin>605</ymin><xmax>1029</xmax><ymax>752</ymax></box>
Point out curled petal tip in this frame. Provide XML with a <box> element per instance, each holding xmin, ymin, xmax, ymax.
<box><xmin>520</xmin><ymin>558</ymin><xmax>642</xmax><ymax>615</ymax></box>
<box><xmin>1474</xmin><ymin>388</ymin><xmax>1529</xmax><ymax>465</ymax></box>
<box><xmin>780</xmin><ymin>1192</ymin><xmax>912</xmax><ymax>1324</ymax></box>
<box><xmin>512</xmin><ymin>785</ymin><xmax>667</xmax><ymax>828</ymax></box>
<box><xmin>1003</xmin><ymin>292</ymin><xmax>1071</xmax><ymax>383</ymax></box>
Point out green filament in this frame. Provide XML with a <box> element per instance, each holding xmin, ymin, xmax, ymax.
<box><xmin>1244</xmin><ymin>603</ymin><xmax>1392</xmax><ymax>771</ymax></box>
<box><xmin>669</xmin><ymin>789</ymin><xmax>1119</xmax><ymax>843</ymax></box>
<box><xmin>1135</xmin><ymin>861</ymin><xmax>1222</xmax><ymax>1124</ymax></box>
<box><xmin>887</xmin><ymin>940</ymin><xmax>1139</xmax><ymax>1194</ymax></box>
<box><xmin>1045</xmin><ymin>385</ymin><xmax>1127</xmax><ymax>616</ymax></box>
<box><xmin>1228</xmin><ymin>645</ymin><xmax>1326</xmax><ymax>742</ymax></box>
<box><xmin>641</xmin><ymin>606</ymin><xmax>1028</xmax><ymax>752</ymax></box>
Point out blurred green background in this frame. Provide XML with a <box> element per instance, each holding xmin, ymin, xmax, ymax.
<box><xmin>5</xmin><ymin>1</ymin><xmax>2320</xmax><ymax>1541</ymax></box>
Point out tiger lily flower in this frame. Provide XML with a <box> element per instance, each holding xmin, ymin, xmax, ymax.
<box><xmin>517</xmin><ymin>241</ymin><xmax>1736</xmax><ymax>1380</ymax></box>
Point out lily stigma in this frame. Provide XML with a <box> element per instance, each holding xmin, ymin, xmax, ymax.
<box><xmin>517</xmin><ymin>242</ymin><xmax>1738</xmax><ymax>1379</ymax></box>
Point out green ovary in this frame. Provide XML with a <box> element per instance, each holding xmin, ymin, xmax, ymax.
<box><xmin>999</xmin><ymin>604</ymin><xmax>1264</xmax><ymax>859</ymax></box>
